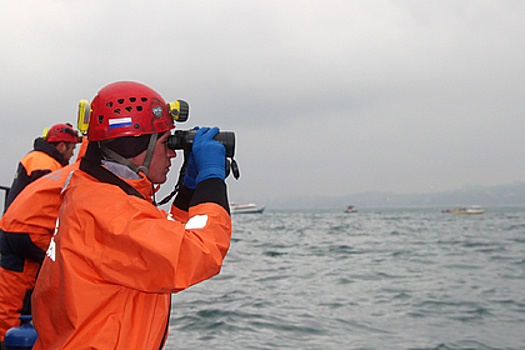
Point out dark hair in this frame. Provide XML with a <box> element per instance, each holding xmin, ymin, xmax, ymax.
<box><xmin>101</xmin><ymin>134</ymin><xmax>152</xmax><ymax>159</ymax></box>
<box><xmin>48</xmin><ymin>141</ymin><xmax>74</xmax><ymax>148</ymax></box>
<box><xmin>101</xmin><ymin>131</ymin><xmax>166</xmax><ymax>159</ymax></box>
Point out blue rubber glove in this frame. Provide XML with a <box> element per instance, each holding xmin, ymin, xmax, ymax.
<box><xmin>183</xmin><ymin>127</ymin><xmax>199</xmax><ymax>189</ymax></box>
<box><xmin>192</xmin><ymin>127</ymin><xmax>226</xmax><ymax>184</ymax></box>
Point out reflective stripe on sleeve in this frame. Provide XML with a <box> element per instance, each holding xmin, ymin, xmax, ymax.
<box><xmin>184</xmin><ymin>215</ymin><xmax>208</xmax><ymax>230</ymax></box>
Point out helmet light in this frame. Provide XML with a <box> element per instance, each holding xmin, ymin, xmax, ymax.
<box><xmin>168</xmin><ymin>100</ymin><xmax>189</xmax><ymax>122</ymax></box>
<box><xmin>78</xmin><ymin>100</ymin><xmax>91</xmax><ymax>135</ymax></box>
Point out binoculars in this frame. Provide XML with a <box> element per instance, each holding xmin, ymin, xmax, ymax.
<box><xmin>167</xmin><ymin>129</ymin><xmax>236</xmax><ymax>158</ymax></box>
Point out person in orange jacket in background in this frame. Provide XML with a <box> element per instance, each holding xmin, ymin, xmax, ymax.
<box><xmin>3</xmin><ymin>123</ymin><xmax>80</xmax><ymax>213</ymax></box>
<box><xmin>31</xmin><ymin>81</ymin><xmax>232</xmax><ymax>349</ymax></box>
<box><xmin>0</xmin><ymin>138</ymin><xmax>87</xmax><ymax>347</ymax></box>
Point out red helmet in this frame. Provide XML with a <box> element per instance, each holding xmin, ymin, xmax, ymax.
<box><xmin>88</xmin><ymin>81</ymin><xmax>175</xmax><ymax>141</ymax></box>
<box><xmin>44</xmin><ymin>123</ymin><xmax>80</xmax><ymax>143</ymax></box>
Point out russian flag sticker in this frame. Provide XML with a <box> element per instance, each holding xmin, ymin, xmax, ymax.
<box><xmin>109</xmin><ymin>117</ymin><xmax>133</xmax><ymax>129</ymax></box>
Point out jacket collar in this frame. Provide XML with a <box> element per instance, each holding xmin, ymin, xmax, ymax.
<box><xmin>103</xmin><ymin>161</ymin><xmax>154</xmax><ymax>200</ymax></box>
<box><xmin>33</xmin><ymin>137</ymin><xmax>67</xmax><ymax>166</ymax></box>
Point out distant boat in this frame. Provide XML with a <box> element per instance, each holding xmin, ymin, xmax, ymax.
<box><xmin>344</xmin><ymin>205</ymin><xmax>357</xmax><ymax>213</ymax></box>
<box><xmin>452</xmin><ymin>205</ymin><xmax>484</xmax><ymax>215</ymax></box>
<box><xmin>230</xmin><ymin>203</ymin><xmax>265</xmax><ymax>214</ymax></box>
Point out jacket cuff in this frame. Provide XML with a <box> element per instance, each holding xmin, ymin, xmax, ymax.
<box><xmin>190</xmin><ymin>178</ymin><xmax>229</xmax><ymax>215</ymax></box>
<box><xmin>172</xmin><ymin>185</ymin><xmax>194</xmax><ymax>212</ymax></box>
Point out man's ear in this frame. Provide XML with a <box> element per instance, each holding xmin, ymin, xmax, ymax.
<box><xmin>55</xmin><ymin>142</ymin><xmax>67</xmax><ymax>154</ymax></box>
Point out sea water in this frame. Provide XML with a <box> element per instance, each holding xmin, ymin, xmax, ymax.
<box><xmin>165</xmin><ymin>207</ymin><xmax>525</xmax><ymax>350</ymax></box>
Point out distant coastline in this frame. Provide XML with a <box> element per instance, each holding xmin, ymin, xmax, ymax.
<box><xmin>264</xmin><ymin>182</ymin><xmax>525</xmax><ymax>210</ymax></box>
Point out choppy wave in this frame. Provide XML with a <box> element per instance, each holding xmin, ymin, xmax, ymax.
<box><xmin>165</xmin><ymin>207</ymin><xmax>525</xmax><ymax>350</ymax></box>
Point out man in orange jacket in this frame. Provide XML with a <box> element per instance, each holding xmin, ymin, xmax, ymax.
<box><xmin>31</xmin><ymin>81</ymin><xmax>232</xmax><ymax>349</ymax></box>
<box><xmin>0</xmin><ymin>139</ymin><xmax>87</xmax><ymax>346</ymax></box>
<box><xmin>3</xmin><ymin>123</ymin><xmax>80</xmax><ymax>212</ymax></box>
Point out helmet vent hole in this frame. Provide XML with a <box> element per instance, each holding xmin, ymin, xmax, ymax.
<box><xmin>141</xmin><ymin>97</ymin><xmax>148</xmax><ymax>102</ymax></box>
<box><xmin>130</xmin><ymin>97</ymin><xmax>136</xmax><ymax>103</ymax></box>
<box><xmin>125</xmin><ymin>107</ymin><xmax>132</xmax><ymax>112</ymax></box>
<box><xmin>137</xmin><ymin>106</ymin><xmax>143</xmax><ymax>111</ymax></box>
<box><xmin>114</xmin><ymin>109</ymin><xmax>121</xmax><ymax>115</ymax></box>
<box><xmin>106</xmin><ymin>102</ymin><xmax>113</xmax><ymax>108</ymax></box>
<box><xmin>98</xmin><ymin>115</ymin><xmax>104</xmax><ymax>124</ymax></box>
<box><xmin>118</xmin><ymin>99</ymin><xmax>124</xmax><ymax>104</ymax></box>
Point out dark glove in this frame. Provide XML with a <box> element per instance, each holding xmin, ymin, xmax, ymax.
<box><xmin>192</xmin><ymin>127</ymin><xmax>226</xmax><ymax>184</ymax></box>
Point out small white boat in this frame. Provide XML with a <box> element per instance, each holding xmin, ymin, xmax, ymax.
<box><xmin>344</xmin><ymin>205</ymin><xmax>357</xmax><ymax>213</ymax></box>
<box><xmin>452</xmin><ymin>206</ymin><xmax>484</xmax><ymax>215</ymax></box>
<box><xmin>230</xmin><ymin>203</ymin><xmax>265</xmax><ymax>214</ymax></box>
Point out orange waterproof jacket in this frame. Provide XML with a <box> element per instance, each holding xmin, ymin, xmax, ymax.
<box><xmin>32</xmin><ymin>167</ymin><xmax>231</xmax><ymax>350</ymax></box>
<box><xmin>0</xmin><ymin>164</ymin><xmax>77</xmax><ymax>340</ymax></box>
<box><xmin>4</xmin><ymin>138</ymin><xmax>66</xmax><ymax>212</ymax></box>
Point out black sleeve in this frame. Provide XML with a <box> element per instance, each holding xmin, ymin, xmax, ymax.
<box><xmin>5</xmin><ymin>232</ymin><xmax>46</xmax><ymax>263</ymax></box>
<box><xmin>190</xmin><ymin>178</ymin><xmax>230</xmax><ymax>215</ymax></box>
<box><xmin>171</xmin><ymin>185</ymin><xmax>195</xmax><ymax>212</ymax></box>
<box><xmin>0</xmin><ymin>230</ymin><xmax>46</xmax><ymax>272</ymax></box>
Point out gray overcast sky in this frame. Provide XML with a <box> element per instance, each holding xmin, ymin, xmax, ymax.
<box><xmin>1</xmin><ymin>0</ymin><xmax>524</xmax><ymax>208</ymax></box>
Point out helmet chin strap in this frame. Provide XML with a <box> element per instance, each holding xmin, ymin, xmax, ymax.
<box><xmin>100</xmin><ymin>133</ymin><xmax>158</xmax><ymax>178</ymax></box>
